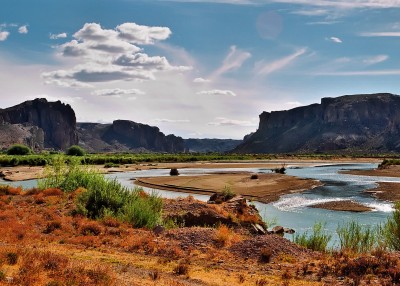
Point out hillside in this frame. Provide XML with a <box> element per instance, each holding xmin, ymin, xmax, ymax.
<box><xmin>234</xmin><ymin>93</ymin><xmax>400</xmax><ymax>154</ymax></box>
<box><xmin>184</xmin><ymin>138</ymin><xmax>242</xmax><ymax>153</ymax></box>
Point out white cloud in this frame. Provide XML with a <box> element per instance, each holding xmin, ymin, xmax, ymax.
<box><xmin>193</xmin><ymin>77</ymin><xmax>210</xmax><ymax>83</ymax></box>
<box><xmin>154</xmin><ymin>118</ymin><xmax>190</xmax><ymax>123</ymax></box>
<box><xmin>360</xmin><ymin>32</ymin><xmax>400</xmax><ymax>37</ymax></box>
<box><xmin>91</xmin><ymin>88</ymin><xmax>145</xmax><ymax>97</ymax></box>
<box><xmin>50</xmin><ymin>32</ymin><xmax>67</xmax><ymax>40</ymax></box>
<box><xmin>255</xmin><ymin>48</ymin><xmax>307</xmax><ymax>76</ymax></box>
<box><xmin>18</xmin><ymin>25</ymin><xmax>28</xmax><ymax>34</ymax></box>
<box><xmin>43</xmin><ymin>22</ymin><xmax>191</xmax><ymax>87</ymax></box>
<box><xmin>292</xmin><ymin>9</ymin><xmax>329</xmax><ymax>16</ymax></box>
<box><xmin>211</xmin><ymin>45</ymin><xmax>251</xmax><ymax>78</ymax></box>
<box><xmin>363</xmin><ymin>55</ymin><xmax>388</xmax><ymax>65</ymax></box>
<box><xmin>312</xmin><ymin>69</ymin><xmax>400</xmax><ymax>76</ymax></box>
<box><xmin>116</xmin><ymin>23</ymin><xmax>171</xmax><ymax>45</ymax></box>
<box><xmin>197</xmin><ymin>89</ymin><xmax>236</xmax><ymax>96</ymax></box>
<box><xmin>328</xmin><ymin>36</ymin><xmax>342</xmax><ymax>43</ymax></box>
<box><xmin>0</xmin><ymin>31</ymin><xmax>10</xmax><ymax>41</ymax></box>
<box><xmin>208</xmin><ymin>117</ymin><xmax>256</xmax><ymax>127</ymax></box>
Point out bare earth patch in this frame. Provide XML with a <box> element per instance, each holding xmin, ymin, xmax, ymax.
<box><xmin>365</xmin><ymin>182</ymin><xmax>400</xmax><ymax>202</ymax></box>
<box><xmin>309</xmin><ymin>200</ymin><xmax>373</xmax><ymax>212</ymax></box>
<box><xmin>136</xmin><ymin>172</ymin><xmax>321</xmax><ymax>203</ymax></box>
<box><xmin>342</xmin><ymin>164</ymin><xmax>400</xmax><ymax>178</ymax></box>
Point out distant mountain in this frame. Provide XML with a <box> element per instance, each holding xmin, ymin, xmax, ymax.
<box><xmin>184</xmin><ymin>138</ymin><xmax>242</xmax><ymax>153</ymax></box>
<box><xmin>234</xmin><ymin>93</ymin><xmax>400</xmax><ymax>154</ymax></box>
<box><xmin>0</xmin><ymin>98</ymin><xmax>77</xmax><ymax>150</ymax></box>
<box><xmin>77</xmin><ymin>121</ymin><xmax>184</xmax><ymax>153</ymax></box>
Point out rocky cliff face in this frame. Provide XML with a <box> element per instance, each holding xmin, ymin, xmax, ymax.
<box><xmin>184</xmin><ymin>138</ymin><xmax>242</xmax><ymax>153</ymax></box>
<box><xmin>0</xmin><ymin>98</ymin><xmax>78</xmax><ymax>150</ymax></box>
<box><xmin>234</xmin><ymin>93</ymin><xmax>400</xmax><ymax>153</ymax></box>
<box><xmin>77</xmin><ymin>120</ymin><xmax>184</xmax><ymax>153</ymax></box>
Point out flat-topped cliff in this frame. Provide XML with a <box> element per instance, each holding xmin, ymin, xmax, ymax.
<box><xmin>234</xmin><ymin>93</ymin><xmax>400</xmax><ymax>153</ymax></box>
<box><xmin>0</xmin><ymin>98</ymin><xmax>78</xmax><ymax>150</ymax></box>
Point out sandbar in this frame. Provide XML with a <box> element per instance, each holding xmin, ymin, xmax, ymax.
<box><xmin>135</xmin><ymin>172</ymin><xmax>321</xmax><ymax>203</ymax></box>
<box><xmin>309</xmin><ymin>200</ymin><xmax>373</xmax><ymax>212</ymax></box>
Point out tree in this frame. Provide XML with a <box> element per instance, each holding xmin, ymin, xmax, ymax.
<box><xmin>7</xmin><ymin>144</ymin><xmax>32</xmax><ymax>155</ymax></box>
<box><xmin>66</xmin><ymin>145</ymin><xmax>85</xmax><ymax>156</ymax></box>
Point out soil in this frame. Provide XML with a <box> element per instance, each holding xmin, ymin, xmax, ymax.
<box><xmin>365</xmin><ymin>182</ymin><xmax>400</xmax><ymax>202</ymax></box>
<box><xmin>136</xmin><ymin>172</ymin><xmax>321</xmax><ymax>203</ymax></box>
<box><xmin>342</xmin><ymin>164</ymin><xmax>400</xmax><ymax>178</ymax></box>
<box><xmin>309</xmin><ymin>200</ymin><xmax>373</xmax><ymax>212</ymax></box>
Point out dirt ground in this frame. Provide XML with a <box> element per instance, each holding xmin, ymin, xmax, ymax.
<box><xmin>309</xmin><ymin>200</ymin><xmax>373</xmax><ymax>212</ymax></box>
<box><xmin>136</xmin><ymin>172</ymin><xmax>321</xmax><ymax>203</ymax></box>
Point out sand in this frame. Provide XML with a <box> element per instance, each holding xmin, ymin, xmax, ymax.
<box><xmin>135</xmin><ymin>172</ymin><xmax>321</xmax><ymax>203</ymax></box>
<box><xmin>342</xmin><ymin>164</ymin><xmax>400</xmax><ymax>178</ymax></box>
<box><xmin>365</xmin><ymin>182</ymin><xmax>400</xmax><ymax>202</ymax></box>
<box><xmin>309</xmin><ymin>200</ymin><xmax>373</xmax><ymax>212</ymax></box>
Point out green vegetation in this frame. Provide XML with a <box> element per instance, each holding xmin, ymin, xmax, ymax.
<box><xmin>38</xmin><ymin>157</ymin><xmax>162</xmax><ymax>228</ymax></box>
<box><xmin>293</xmin><ymin>222</ymin><xmax>332</xmax><ymax>252</ymax></box>
<box><xmin>169</xmin><ymin>168</ymin><xmax>179</xmax><ymax>176</ymax></box>
<box><xmin>336</xmin><ymin>221</ymin><xmax>378</xmax><ymax>253</ymax></box>
<box><xmin>66</xmin><ymin>145</ymin><xmax>85</xmax><ymax>156</ymax></box>
<box><xmin>381</xmin><ymin>202</ymin><xmax>400</xmax><ymax>250</ymax></box>
<box><xmin>220</xmin><ymin>185</ymin><xmax>236</xmax><ymax>201</ymax></box>
<box><xmin>6</xmin><ymin>144</ymin><xmax>32</xmax><ymax>155</ymax></box>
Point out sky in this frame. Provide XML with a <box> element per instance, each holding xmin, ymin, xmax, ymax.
<box><xmin>1</xmin><ymin>1</ymin><xmax>400</xmax><ymax>139</ymax></box>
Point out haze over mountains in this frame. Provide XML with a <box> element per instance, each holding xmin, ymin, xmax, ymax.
<box><xmin>1</xmin><ymin>94</ymin><xmax>400</xmax><ymax>154</ymax></box>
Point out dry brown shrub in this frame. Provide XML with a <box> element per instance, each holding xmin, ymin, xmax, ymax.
<box><xmin>43</xmin><ymin>221</ymin><xmax>62</xmax><ymax>234</ymax></box>
<box><xmin>127</xmin><ymin>233</ymin><xmax>157</xmax><ymax>254</ymax></box>
<box><xmin>24</xmin><ymin>188</ymin><xmax>41</xmax><ymax>196</ymax></box>
<box><xmin>173</xmin><ymin>261</ymin><xmax>189</xmax><ymax>276</ymax></box>
<box><xmin>102</xmin><ymin>216</ymin><xmax>120</xmax><ymax>228</ymax></box>
<box><xmin>0</xmin><ymin>186</ymin><xmax>21</xmax><ymax>196</ymax></box>
<box><xmin>42</xmin><ymin>188</ymin><xmax>64</xmax><ymax>197</ymax></box>
<box><xmin>214</xmin><ymin>224</ymin><xmax>241</xmax><ymax>247</ymax></box>
<box><xmin>80</xmin><ymin>221</ymin><xmax>103</xmax><ymax>236</ymax></box>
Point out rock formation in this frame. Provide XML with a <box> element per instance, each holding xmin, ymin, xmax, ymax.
<box><xmin>0</xmin><ymin>98</ymin><xmax>78</xmax><ymax>150</ymax></box>
<box><xmin>234</xmin><ymin>93</ymin><xmax>400</xmax><ymax>153</ymax></box>
<box><xmin>184</xmin><ymin>138</ymin><xmax>242</xmax><ymax>153</ymax></box>
<box><xmin>77</xmin><ymin>120</ymin><xmax>184</xmax><ymax>153</ymax></box>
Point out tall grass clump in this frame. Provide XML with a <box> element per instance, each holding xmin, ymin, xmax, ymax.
<box><xmin>381</xmin><ymin>202</ymin><xmax>400</xmax><ymax>250</ymax></box>
<box><xmin>336</xmin><ymin>221</ymin><xmax>377</xmax><ymax>253</ymax></box>
<box><xmin>39</xmin><ymin>156</ymin><xmax>162</xmax><ymax>228</ymax></box>
<box><xmin>293</xmin><ymin>222</ymin><xmax>332</xmax><ymax>252</ymax></box>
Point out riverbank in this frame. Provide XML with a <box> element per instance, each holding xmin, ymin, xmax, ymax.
<box><xmin>365</xmin><ymin>182</ymin><xmax>400</xmax><ymax>202</ymax></box>
<box><xmin>0</xmin><ymin>158</ymin><xmax>380</xmax><ymax>181</ymax></box>
<box><xmin>136</xmin><ymin>172</ymin><xmax>322</xmax><ymax>203</ymax></box>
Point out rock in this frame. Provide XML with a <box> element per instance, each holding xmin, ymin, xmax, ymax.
<box><xmin>153</xmin><ymin>225</ymin><xmax>165</xmax><ymax>236</ymax></box>
<box><xmin>183</xmin><ymin>138</ymin><xmax>241</xmax><ymax>153</ymax></box>
<box><xmin>0</xmin><ymin>98</ymin><xmax>78</xmax><ymax>150</ymax></box>
<box><xmin>77</xmin><ymin>120</ymin><xmax>184</xmax><ymax>153</ymax></box>
<box><xmin>284</xmin><ymin>228</ymin><xmax>295</xmax><ymax>234</ymax></box>
<box><xmin>233</xmin><ymin>93</ymin><xmax>400</xmax><ymax>154</ymax></box>
<box><xmin>272</xmin><ymin>226</ymin><xmax>285</xmax><ymax>235</ymax></box>
<box><xmin>252</xmin><ymin>223</ymin><xmax>267</xmax><ymax>235</ymax></box>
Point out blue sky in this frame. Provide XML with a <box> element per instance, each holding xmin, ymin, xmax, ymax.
<box><xmin>1</xmin><ymin>0</ymin><xmax>400</xmax><ymax>139</ymax></box>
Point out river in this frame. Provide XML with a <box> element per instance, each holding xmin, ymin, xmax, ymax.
<box><xmin>3</xmin><ymin>162</ymin><xmax>399</xmax><ymax>246</ymax></box>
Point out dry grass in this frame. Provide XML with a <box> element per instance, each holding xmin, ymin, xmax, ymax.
<box><xmin>1</xmin><ymin>186</ymin><xmax>399</xmax><ymax>285</ymax></box>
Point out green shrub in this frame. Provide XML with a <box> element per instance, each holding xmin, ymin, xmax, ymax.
<box><xmin>66</xmin><ymin>145</ymin><xmax>85</xmax><ymax>156</ymax></box>
<box><xmin>6</xmin><ymin>144</ymin><xmax>32</xmax><ymax>155</ymax></box>
<box><xmin>293</xmin><ymin>222</ymin><xmax>332</xmax><ymax>252</ymax></box>
<box><xmin>170</xmin><ymin>168</ymin><xmax>179</xmax><ymax>176</ymax></box>
<box><xmin>381</xmin><ymin>202</ymin><xmax>400</xmax><ymax>250</ymax></box>
<box><xmin>221</xmin><ymin>186</ymin><xmax>236</xmax><ymax>201</ymax></box>
<box><xmin>104</xmin><ymin>162</ymin><xmax>120</xmax><ymax>168</ymax></box>
<box><xmin>336</xmin><ymin>221</ymin><xmax>377</xmax><ymax>253</ymax></box>
<box><xmin>39</xmin><ymin>156</ymin><xmax>162</xmax><ymax>229</ymax></box>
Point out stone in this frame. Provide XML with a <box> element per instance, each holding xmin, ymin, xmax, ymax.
<box><xmin>233</xmin><ymin>93</ymin><xmax>400</xmax><ymax>154</ymax></box>
<box><xmin>272</xmin><ymin>226</ymin><xmax>284</xmax><ymax>235</ymax></box>
<box><xmin>0</xmin><ymin>98</ymin><xmax>77</xmax><ymax>150</ymax></box>
<box><xmin>283</xmin><ymin>228</ymin><xmax>295</xmax><ymax>234</ymax></box>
